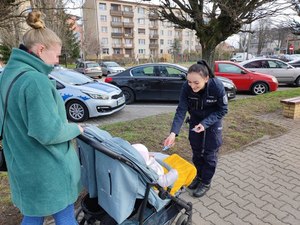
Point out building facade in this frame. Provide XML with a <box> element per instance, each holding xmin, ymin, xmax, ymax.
<box><xmin>82</xmin><ymin>0</ymin><xmax>200</xmax><ymax>61</ymax></box>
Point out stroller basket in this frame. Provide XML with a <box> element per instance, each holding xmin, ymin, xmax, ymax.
<box><xmin>76</xmin><ymin>127</ymin><xmax>193</xmax><ymax>225</ymax></box>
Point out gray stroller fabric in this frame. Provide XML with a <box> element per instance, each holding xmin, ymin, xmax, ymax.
<box><xmin>78</xmin><ymin>126</ymin><xmax>169</xmax><ymax>224</ymax></box>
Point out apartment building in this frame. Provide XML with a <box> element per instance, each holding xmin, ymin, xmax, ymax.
<box><xmin>82</xmin><ymin>0</ymin><xmax>200</xmax><ymax>61</ymax></box>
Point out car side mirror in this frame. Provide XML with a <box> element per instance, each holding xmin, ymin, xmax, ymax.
<box><xmin>241</xmin><ymin>70</ymin><xmax>247</xmax><ymax>74</ymax></box>
<box><xmin>180</xmin><ymin>73</ymin><xmax>186</xmax><ymax>79</ymax></box>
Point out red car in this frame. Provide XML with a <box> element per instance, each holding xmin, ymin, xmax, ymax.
<box><xmin>214</xmin><ymin>61</ymin><xmax>278</xmax><ymax>95</ymax></box>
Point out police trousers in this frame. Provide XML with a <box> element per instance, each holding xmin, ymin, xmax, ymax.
<box><xmin>188</xmin><ymin>122</ymin><xmax>222</xmax><ymax>185</ymax></box>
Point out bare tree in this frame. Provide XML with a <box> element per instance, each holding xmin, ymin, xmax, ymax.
<box><xmin>157</xmin><ymin>0</ymin><xmax>293</xmax><ymax>66</ymax></box>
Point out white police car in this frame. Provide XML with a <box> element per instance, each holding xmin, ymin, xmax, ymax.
<box><xmin>49</xmin><ymin>68</ymin><xmax>125</xmax><ymax>122</ymax></box>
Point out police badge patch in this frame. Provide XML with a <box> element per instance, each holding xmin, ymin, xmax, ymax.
<box><xmin>223</xmin><ymin>95</ymin><xmax>228</xmax><ymax>105</ymax></box>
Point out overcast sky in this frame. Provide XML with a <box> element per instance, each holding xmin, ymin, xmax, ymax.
<box><xmin>66</xmin><ymin>0</ymin><xmax>300</xmax><ymax>48</ymax></box>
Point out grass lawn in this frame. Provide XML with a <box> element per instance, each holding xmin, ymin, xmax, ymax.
<box><xmin>1</xmin><ymin>88</ymin><xmax>300</xmax><ymax>224</ymax></box>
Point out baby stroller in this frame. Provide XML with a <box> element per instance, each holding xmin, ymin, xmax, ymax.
<box><xmin>75</xmin><ymin>126</ymin><xmax>193</xmax><ymax>225</ymax></box>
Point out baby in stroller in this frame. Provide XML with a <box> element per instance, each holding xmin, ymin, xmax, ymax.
<box><xmin>132</xmin><ymin>143</ymin><xmax>196</xmax><ymax>195</ymax></box>
<box><xmin>76</xmin><ymin>126</ymin><xmax>194</xmax><ymax>225</ymax></box>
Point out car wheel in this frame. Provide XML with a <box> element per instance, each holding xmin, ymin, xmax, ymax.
<box><xmin>66</xmin><ymin>100</ymin><xmax>89</xmax><ymax>122</ymax></box>
<box><xmin>121</xmin><ymin>87</ymin><xmax>135</xmax><ymax>104</ymax></box>
<box><xmin>251</xmin><ymin>82</ymin><xmax>268</xmax><ymax>95</ymax></box>
<box><xmin>295</xmin><ymin>77</ymin><xmax>300</xmax><ymax>87</ymax></box>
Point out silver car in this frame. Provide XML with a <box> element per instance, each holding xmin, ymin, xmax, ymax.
<box><xmin>100</xmin><ymin>61</ymin><xmax>125</xmax><ymax>76</ymax></box>
<box><xmin>49</xmin><ymin>68</ymin><xmax>125</xmax><ymax>122</ymax></box>
<box><xmin>75</xmin><ymin>61</ymin><xmax>103</xmax><ymax>78</ymax></box>
<box><xmin>240</xmin><ymin>58</ymin><xmax>300</xmax><ymax>86</ymax></box>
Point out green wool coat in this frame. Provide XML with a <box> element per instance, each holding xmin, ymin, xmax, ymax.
<box><xmin>0</xmin><ymin>48</ymin><xmax>81</xmax><ymax>216</ymax></box>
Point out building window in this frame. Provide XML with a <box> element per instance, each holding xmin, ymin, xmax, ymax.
<box><xmin>100</xmin><ymin>15</ymin><xmax>107</xmax><ymax>22</ymax></box>
<box><xmin>138</xmin><ymin>39</ymin><xmax>145</xmax><ymax>45</ymax></box>
<box><xmin>168</xmin><ymin>30</ymin><xmax>172</xmax><ymax>36</ymax></box>
<box><xmin>138</xmin><ymin>7</ymin><xmax>145</xmax><ymax>14</ymax></box>
<box><xmin>102</xmin><ymin>48</ymin><xmax>109</xmax><ymax>54</ymax></box>
<box><xmin>168</xmin><ymin>40</ymin><xmax>172</xmax><ymax>45</ymax></box>
<box><xmin>113</xmin><ymin>48</ymin><xmax>121</xmax><ymax>54</ymax></box>
<box><xmin>123</xmin><ymin>17</ymin><xmax>132</xmax><ymax>23</ymax></box>
<box><xmin>125</xmin><ymin>39</ymin><xmax>132</xmax><ymax>44</ymax></box>
<box><xmin>138</xmin><ymin>18</ymin><xmax>145</xmax><ymax>25</ymax></box>
<box><xmin>123</xmin><ymin>5</ymin><xmax>132</xmax><ymax>12</ymax></box>
<box><xmin>112</xmin><ymin>27</ymin><xmax>122</xmax><ymax>33</ymax></box>
<box><xmin>101</xmin><ymin>38</ymin><xmax>108</xmax><ymax>45</ymax></box>
<box><xmin>101</xmin><ymin>26</ymin><xmax>108</xmax><ymax>33</ymax></box>
<box><xmin>99</xmin><ymin>3</ymin><xmax>106</xmax><ymax>11</ymax></box>
<box><xmin>112</xmin><ymin>38</ymin><xmax>122</xmax><ymax>44</ymax></box>
<box><xmin>160</xmin><ymin>49</ymin><xmax>163</xmax><ymax>54</ymax></box>
<box><xmin>111</xmin><ymin>4</ymin><xmax>120</xmax><ymax>11</ymax></box>
<box><xmin>161</xmin><ymin>30</ymin><xmax>164</xmax><ymax>35</ymax></box>
<box><xmin>160</xmin><ymin>39</ymin><xmax>164</xmax><ymax>45</ymax></box>
<box><xmin>138</xmin><ymin>49</ymin><xmax>145</xmax><ymax>54</ymax></box>
<box><xmin>138</xmin><ymin>28</ymin><xmax>146</xmax><ymax>34</ymax></box>
<box><xmin>112</xmin><ymin>16</ymin><xmax>121</xmax><ymax>22</ymax></box>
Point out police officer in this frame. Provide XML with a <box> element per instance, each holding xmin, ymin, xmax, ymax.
<box><xmin>164</xmin><ymin>60</ymin><xmax>228</xmax><ymax>198</ymax></box>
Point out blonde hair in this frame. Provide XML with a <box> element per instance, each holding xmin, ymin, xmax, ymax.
<box><xmin>23</xmin><ymin>10</ymin><xmax>62</xmax><ymax>49</ymax></box>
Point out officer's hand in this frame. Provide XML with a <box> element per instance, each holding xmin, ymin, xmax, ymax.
<box><xmin>164</xmin><ymin>132</ymin><xmax>176</xmax><ymax>148</ymax></box>
<box><xmin>192</xmin><ymin>124</ymin><xmax>205</xmax><ymax>133</ymax></box>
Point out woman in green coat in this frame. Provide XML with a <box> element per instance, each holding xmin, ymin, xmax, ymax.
<box><xmin>0</xmin><ymin>11</ymin><xmax>83</xmax><ymax>225</ymax></box>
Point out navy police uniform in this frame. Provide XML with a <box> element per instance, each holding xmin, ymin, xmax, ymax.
<box><xmin>170</xmin><ymin>78</ymin><xmax>228</xmax><ymax>185</ymax></box>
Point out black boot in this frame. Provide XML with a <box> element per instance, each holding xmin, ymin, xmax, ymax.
<box><xmin>193</xmin><ymin>183</ymin><xmax>211</xmax><ymax>198</ymax></box>
<box><xmin>187</xmin><ymin>177</ymin><xmax>201</xmax><ymax>190</ymax></box>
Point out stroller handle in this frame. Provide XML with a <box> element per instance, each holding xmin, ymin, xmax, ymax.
<box><xmin>77</xmin><ymin>134</ymin><xmax>157</xmax><ymax>185</ymax></box>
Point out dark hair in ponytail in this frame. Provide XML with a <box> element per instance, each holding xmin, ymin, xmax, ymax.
<box><xmin>187</xmin><ymin>59</ymin><xmax>215</xmax><ymax>78</ymax></box>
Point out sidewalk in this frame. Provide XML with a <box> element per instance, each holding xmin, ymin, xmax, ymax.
<box><xmin>45</xmin><ymin>112</ymin><xmax>300</xmax><ymax>225</ymax></box>
<box><xmin>182</xmin><ymin>112</ymin><xmax>300</xmax><ymax>225</ymax></box>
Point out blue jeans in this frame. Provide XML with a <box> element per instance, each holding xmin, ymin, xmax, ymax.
<box><xmin>21</xmin><ymin>204</ymin><xmax>78</xmax><ymax>225</ymax></box>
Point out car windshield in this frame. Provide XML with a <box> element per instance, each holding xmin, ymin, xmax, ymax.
<box><xmin>87</xmin><ymin>63</ymin><xmax>100</xmax><ymax>68</ymax></box>
<box><xmin>51</xmin><ymin>69</ymin><xmax>95</xmax><ymax>85</ymax></box>
<box><xmin>105</xmin><ymin>62</ymin><xmax>120</xmax><ymax>67</ymax></box>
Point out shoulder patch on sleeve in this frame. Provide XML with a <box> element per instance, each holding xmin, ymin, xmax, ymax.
<box><xmin>223</xmin><ymin>95</ymin><xmax>228</xmax><ymax>105</ymax></box>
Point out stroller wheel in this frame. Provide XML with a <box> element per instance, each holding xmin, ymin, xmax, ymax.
<box><xmin>176</xmin><ymin>214</ymin><xmax>189</xmax><ymax>225</ymax></box>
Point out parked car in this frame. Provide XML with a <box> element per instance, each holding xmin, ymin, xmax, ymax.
<box><xmin>240</xmin><ymin>58</ymin><xmax>300</xmax><ymax>86</ymax></box>
<box><xmin>74</xmin><ymin>61</ymin><xmax>102</xmax><ymax>78</ymax></box>
<box><xmin>49</xmin><ymin>68</ymin><xmax>125</xmax><ymax>122</ymax></box>
<box><xmin>230</xmin><ymin>52</ymin><xmax>254</xmax><ymax>62</ymax></box>
<box><xmin>104</xmin><ymin>63</ymin><xmax>236</xmax><ymax>104</ymax></box>
<box><xmin>214</xmin><ymin>61</ymin><xmax>278</xmax><ymax>95</ymax></box>
<box><xmin>100</xmin><ymin>61</ymin><xmax>125</xmax><ymax>76</ymax></box>
<box><xmin>288</xmin><ymin>59</ymin><xmax>300</xmax><ymax>68</ymax></box>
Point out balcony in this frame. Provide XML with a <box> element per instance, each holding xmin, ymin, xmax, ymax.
<box><xmin>149</xmin><ymin>34</ymin><xmax>159</xmax><ymax>39</ymax></box>
<box><xmin>149</xmin><ymin>12</ymin><xmax>159</xmax><ymax>20</ymax></box>
<box><xmin>149</xmin><ymin>24</ymin><xmax>158</xmax><ymax>29</ymax></box>
<box><xmin>110</xmin><ymin>10</ymin><xmax>122</xmax><ymax>16</ymax></box>
<box><xmin>112</xmin><ymin>43</ymin><xmax>124</xmax><ymax>48</ymax></box>
<box><xmin>111</xmin><ymin>21</ymin><xmax>123</xmax><ymax>27</ymax></box>
<box><xmin>111</xmin><ymin>33</ymin><xmax>123</xmax><ymax>38</ymax></box>
<box><xmin>123</xmin><ymin>22</ymin><xmax>134</xmax><ymax>28</ymax></box>
<box><xmin>122</xmin><ymin>11</ymin><xmax>134</xmax><ymax>17</ymax></box>
<box><xmin>149</xmin><ymin>43</ymin><xmax>159</xmax><ymax>49</ymax></box>
<box><xmin>124</xmin><ymin>33</ymin><xmax>134</xmax><ymax>38</ymax></box>
<box><xmin>124</xmin><ymin>44</ymin><xmax>134</xmax><ymax>48</ymax></box>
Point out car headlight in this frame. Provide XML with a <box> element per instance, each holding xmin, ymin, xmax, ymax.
<box><xmin>271</xmin><ymin>77</ymin><xmax>278</xmax><ymax>83</ymax></box>
<box><xmin>82</xmin><ymin>91</ymin><xmax>109</xmax><ymax>100</ymax></box>
<box><xmin>222</xmin><ymin>82</ymin><xmax>232</xmax><ymax>88</ymax></box>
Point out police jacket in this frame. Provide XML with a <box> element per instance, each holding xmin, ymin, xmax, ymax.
<box><xmin>171</xmin><ymin>78</ymin><xmax>228</xmax><ymax>135</ymax></box>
